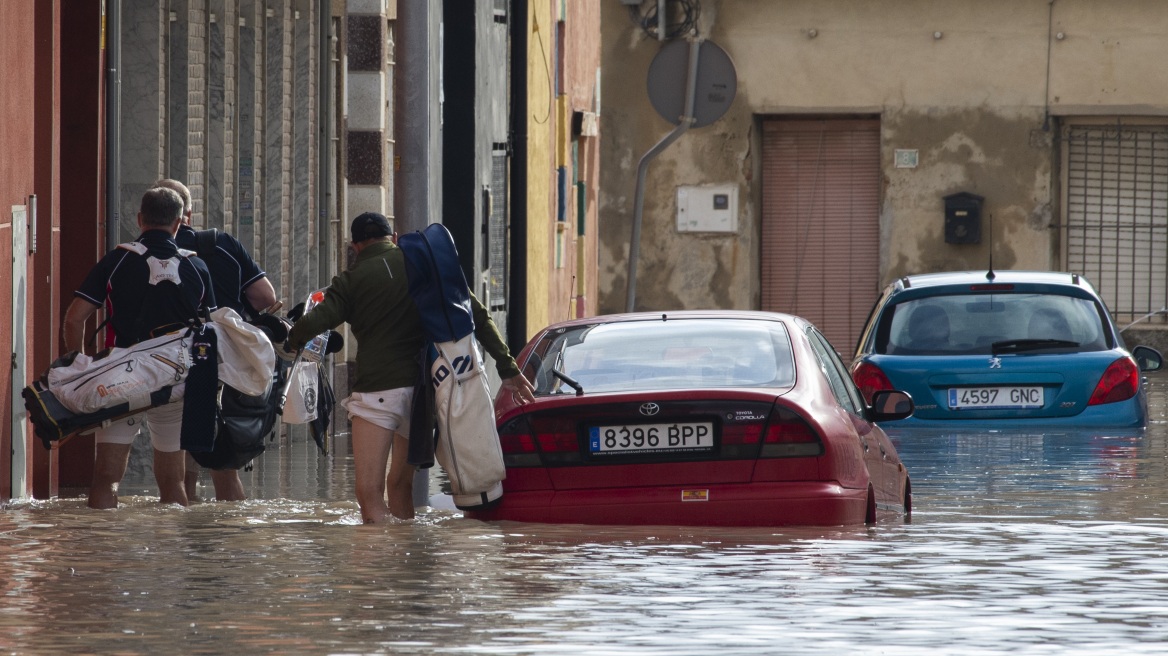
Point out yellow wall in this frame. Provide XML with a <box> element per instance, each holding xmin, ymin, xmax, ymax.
<box><xmin>525</xmin><ymin>0</ymin><xmax>555</xmax><ymax>336</ymax></box>
<box><xmin>524</xmin><ymin>0</ymin><xmax>601</xmax><ymax>337</ymax></box>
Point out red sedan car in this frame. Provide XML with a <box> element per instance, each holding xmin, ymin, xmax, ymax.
<box><xmin>465</xmin><ymin>311</ymin><xmax>914</xmax><ymax>527</ymax></box>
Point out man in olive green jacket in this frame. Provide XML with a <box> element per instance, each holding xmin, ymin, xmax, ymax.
<box><xmin>287</xmin><ymin>212</ymin><xmax>534</xmax><ymax>523</ymax></box>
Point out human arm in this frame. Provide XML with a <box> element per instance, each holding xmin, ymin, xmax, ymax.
<box><xmin>470</xmin><ymin>293</ymin><xmax>535</xmax><ymax>404</ymax></box>
<box><xmin>62</xmin><ymin>297</ymin><xmax>101</xmax><ymax>354</ymax></box>
<box><xmin>286</xmin><ymin>277</ymin><xmax>350</xmax><ymax>350</ymax></box>
<box><xmin>243</xmin><ymin>276</ymin><xmax>279</xmax><ymax>314</ymax></box>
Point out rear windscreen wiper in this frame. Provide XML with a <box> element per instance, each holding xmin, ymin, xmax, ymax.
<box><xmin>552</xmin><ymin>369</ymin><xmax>584</xmax><ymax>396</ymax></box>
<box><xmin>991</xmin><ymin>338</ymin><xmax>1080</xmax><ymax>354</ymax></box>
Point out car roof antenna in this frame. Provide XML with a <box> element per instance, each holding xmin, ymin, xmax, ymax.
<box><xmin>986</xmin><ymin>213</ymin><xmax>995</xmax><ymax>281</ymax></box>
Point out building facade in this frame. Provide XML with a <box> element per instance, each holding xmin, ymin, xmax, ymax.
<box><xmin>0</xmin><ymin>0</ymin><xmax>603</xmax><ymax>501</ymax></box>
<box><xmin>600</xmin><ymin>0</ymin><xmax>1168</xmax><ymax>352</ymax></box>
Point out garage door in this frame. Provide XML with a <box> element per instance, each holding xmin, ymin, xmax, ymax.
<box><xmin>1063</xmin><ymin>122</ymin><xmax>1168</xmax><ymax>325</ymax></box>
<box><xmin>761</xmin><ymin>118</ymin><xmax>881</xmax><ymax>353</ymax></box>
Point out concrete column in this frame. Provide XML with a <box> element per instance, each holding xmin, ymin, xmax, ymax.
<box><xmin>119</xmin><ymin>2</ymin><xmax>164</xmax><ymax>242</ymax></box>
<box><xmin>345</xmin><ymin>0</ymin><xmax>389</xmax><ymax>219</ymax></box>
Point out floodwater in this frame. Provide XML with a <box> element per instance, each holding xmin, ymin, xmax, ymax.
<box><xmin>5</xmin><ymin>379</ymin><xmax>1168</xmax><ymax>654</ymax></box>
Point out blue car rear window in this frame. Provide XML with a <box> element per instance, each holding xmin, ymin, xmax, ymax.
<box><xmin>527</xmin><ymin>319</ymin><xmax>796</xmax><ymax>394</ymax></box>
<box><xmin>878</xmin><ymin>293</ymin><xmax>1109</xmax><ymax>355</ymax></box>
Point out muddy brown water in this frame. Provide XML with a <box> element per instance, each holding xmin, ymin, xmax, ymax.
<box><xmin>4</xmin><ymin>375</ymin><xmax>1168</xmax><ymax>654</ymax></box>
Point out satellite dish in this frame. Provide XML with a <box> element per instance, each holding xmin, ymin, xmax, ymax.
<box><xmin>646</xmin><ymin>39</ymin><xmax>737</xmax><ymax>128</ymax></box>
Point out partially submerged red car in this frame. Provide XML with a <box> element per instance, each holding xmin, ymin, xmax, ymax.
<box><xmin>465</xmin><ymin>311</ymin><xmax>914</xmax><ymax>527</ymax></box>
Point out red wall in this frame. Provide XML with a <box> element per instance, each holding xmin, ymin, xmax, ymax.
<box><xmin>56</xmin><ymin>0</ymin><xmax>105</xmax><ymax>494</ymax></box>
<box><xmin>0</xmin><ymin>2</ymin><xmax>39</xmax><ymax>501</ymax></box>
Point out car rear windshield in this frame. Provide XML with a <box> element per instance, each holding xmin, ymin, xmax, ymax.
<box><xmin>877</xmin><ymin>292</ymin><xmax>1110</xmax><ymax>355</ymax></box>
<box><xmin>525</xmin><ymin>319</ymin><xmax>796</xmax><ymax>394</ymax></box>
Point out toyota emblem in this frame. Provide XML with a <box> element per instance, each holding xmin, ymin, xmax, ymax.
<box><xmin>639</xmin><ymin>402</ymin><xmax>661</xmax><ymax>416</ymax></box>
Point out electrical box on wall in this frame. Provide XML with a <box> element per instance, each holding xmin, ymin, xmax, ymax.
<box><xmin>677</xmin><ymin>185</ymin><xmax>738</xmax><ymax>233</ymax></box>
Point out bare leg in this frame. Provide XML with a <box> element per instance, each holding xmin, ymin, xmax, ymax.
<box><xmin>184</xmin><ymin>453</ymin><xmax>201</xmax><ymax>501</ymax></box>
<box><xmin>386</xmin><ymin>433</ymin><xmax>416</xmax><ymax>520</ymax></box>
<box><xmin>351</xmin><ymin>415</ymin><xmax>393</xmax><ymax>523</ymax></box>
<box><xmin>89</xmin><ymin>442</ymin><xmax>133</xmax><ymax>509</ymax></box>
<box><xmin>210</xmin><ymin>469</ymin><xmax>246</xmax><ymax>501</ymax></box>
<box><xmin>153</xmin><ymin>449</ymin><xmax>189</xmax><ymax>506</ymax></box>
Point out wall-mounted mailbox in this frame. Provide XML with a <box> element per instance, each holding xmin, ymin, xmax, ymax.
<box><xmin>944</xmin><ymin>192</ymin><xmax>984</xmax><ymax>245</ymax></box>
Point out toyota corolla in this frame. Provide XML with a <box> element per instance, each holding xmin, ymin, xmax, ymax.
<box><xmin>464</xmin><ymin>311</ymin><xmax>913</xmax><ymax>527</ymax></box>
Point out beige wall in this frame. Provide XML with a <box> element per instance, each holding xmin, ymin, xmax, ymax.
<box><xmin>599</xmin><ymin>0</ymin><xmax>1168</xmax><ymax>313</ymax></box>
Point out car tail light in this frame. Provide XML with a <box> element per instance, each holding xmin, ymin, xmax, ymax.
<box><xmin>498</xmin><ymin>417</ymin><xmax>541</xmax><ymax>467</ymax></box>
<box><xmin>760</xmin><ymin>412</ymin><xmax>822</xmax><ymax>458</ymax></box>
<box><xmin>851</xmin><ymin>361</ymin><xmax>893</xmax><ymax>405</ymax></box>
<box><xmin>721</xmin><ymin>423</ymin><xmax>763</xmax><ymax>446</ymax></box>
<box><xmin>1088</xmin><ymin>357</ymin><xmax>1140</xmax><ymax>405</ymax></box>
<box><xmin>528</xmin><ymin>416</ymin><xmax>583</xmax><ymax>464</ymax></box>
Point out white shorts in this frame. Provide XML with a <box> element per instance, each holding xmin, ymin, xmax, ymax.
<box><xmin>342</xmin><ymin>388</ymin><xmax>414</xmax><ymax>435</ymax></box>
<box><xmin>94</xmin><ymin>401</ymin><xmax>185</xmax><ymax>453</ymax></box>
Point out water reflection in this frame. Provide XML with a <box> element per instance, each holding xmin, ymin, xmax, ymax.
<box><xmin>2</xmin><ymin>375</ymin><xmax>1168</xmax><ymax>654</ymax></box>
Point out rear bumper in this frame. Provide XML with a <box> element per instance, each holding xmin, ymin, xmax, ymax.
<box><xmin>892</xmin><ymin>392</ymin><xmax>1148</xmax><ymax>429</ymax></box>
<box><xmin>464</xmin><ymin>481</ymin><xmax>870</xmax><ymax>527</ymax></box>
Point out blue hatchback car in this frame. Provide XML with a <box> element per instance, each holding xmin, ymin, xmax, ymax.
<box><xmin>850</xmin><ymin>270</ymin><xmax>1163</xmax><ymax>428</ymax></box>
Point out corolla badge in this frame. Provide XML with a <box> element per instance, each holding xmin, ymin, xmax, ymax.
<box><xmin>639</xmin><ymin>402</ymin><xmax>661</xmax><ymax>416</ymax></box>
<box><xmin>989</xmin><ymin>357</ymin><xmax>1002</xmax><ymax>369</ymax></box>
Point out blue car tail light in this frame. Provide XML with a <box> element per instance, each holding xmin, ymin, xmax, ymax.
<box><xmin>1088</xmin><ymin>357</ymin><xmax>1140</xmax><ymax>406</ymax></box>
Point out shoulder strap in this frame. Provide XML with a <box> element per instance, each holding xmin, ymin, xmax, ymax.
<box><xmin>117</xmin><ymin>242</ymin><xmax>148</xmax><ymax>255</ymax></box>
<box><xmin>195</xmin><ymin>229</ymin><xmax>218</xmax><ymax>262</ymax></box>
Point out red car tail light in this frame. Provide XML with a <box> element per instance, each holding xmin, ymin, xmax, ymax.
<box><xmin>760</xmin><ymin>412</ymin><xmax>822</xmax><ymax>458</ymax></box>
<box><xmin>721</xmin><ymin>423</ymin><xmax>763</xmax><ymax>446</ymax></box>
<box><xmin>529</xmin><ymin>416</ymin><xmax>583</xmax><ymax>464</ymax></box>
<box><xmin>498</xmin><ymin>417</ymin><xmax>541</xmax><ymax>467</ymax></box>
<box><xmin>1088</xmin><ymin>357</ymin><xmax>1140</xmax><ymax>405</ymax></box>
<box><xmin>851</xmin><ymin>361</ymin><xmax>893</xmax><ymax>405</ymax></box>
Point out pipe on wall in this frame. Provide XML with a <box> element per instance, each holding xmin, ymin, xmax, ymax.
<box><xmin>506</xmin><ymin>0</ymin><xmax>529</xmax><ymax>355</ymax></box>
<box><xmin>104</xmin><ymin>0</ymin><xmax>121</xmax><ymax>252</ymax></box>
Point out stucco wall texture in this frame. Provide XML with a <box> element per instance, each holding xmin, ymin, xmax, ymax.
<box><xmin>599</xmin><ymin>0</ymin><xmax>1168</xmax><ymax>314</ymax></box>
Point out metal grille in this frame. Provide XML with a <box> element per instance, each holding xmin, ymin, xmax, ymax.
<box><xmin>488</xmin><ymin>144</ymin><xmax>509</xmax><ymax>309</ymax></box>
<box><xmin>1064</xmin><ymin>124</ymin><xmax>1168</xmax><ymax>325</ymax></box>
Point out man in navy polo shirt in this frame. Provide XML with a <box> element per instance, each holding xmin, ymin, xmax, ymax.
<box><xmin>62</xmin><ymin>187</ymin><xmax>216</xmax><ymax>509</ymax></box>
<box><xmin>155</xmin><ymin>178</ymin><xmax>278</xmax><ymax>502</ymax></box>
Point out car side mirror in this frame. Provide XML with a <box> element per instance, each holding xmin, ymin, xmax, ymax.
<box><xmin>869</xmin><ymin>390</ymin><xmax>914</xmax><ymax>422</ymax></box>
<box><xmin>1132</xmin><ymin>345</ymin><xmax>1163</xmax><ymax>373</ymax></box>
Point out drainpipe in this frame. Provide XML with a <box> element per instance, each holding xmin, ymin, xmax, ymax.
<box><xmin>506</xmin><ymin>0</ymin><xmax>529</xmax><ymax>354</ymax></box>
<box><xmin>105</xmin><ymin>0</ymin><xmax>121</xmax><ymax>251</ymax></box>
<box><xmin>396</xmin><ymin>0</ymin><xmax>440</xmax><ymax>508</ymax></box>
<box><xmin>625</xmin><ymin>38</ymin><xmax>701</xmax><ymax>312</ymax></box>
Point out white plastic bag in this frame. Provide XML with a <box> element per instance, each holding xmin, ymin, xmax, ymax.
<box><xmin>282</xmin><ymin>360</ymin><xmax>319</xmax><ymax>424</ymax></box>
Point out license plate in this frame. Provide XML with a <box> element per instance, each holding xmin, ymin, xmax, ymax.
<box><xmin>948</xmin><ymin>386</ymin><xmax>1044</xmax><ymax>409</ymax></box>
<box><xmin>589</xmin><ymin>422</ymin><xmax>714</xmax><ymax>453</ymax></box>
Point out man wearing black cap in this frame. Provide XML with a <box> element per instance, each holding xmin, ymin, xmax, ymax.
<box><xmin>286</xmin><ymin>212</ymin><xmax>534</xmax><ymax>523</ymax></box>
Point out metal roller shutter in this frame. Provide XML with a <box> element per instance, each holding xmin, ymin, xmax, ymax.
<box><xmin>1063</xmin><ymin>123</ymin><xmax>1168</xmax><ymax>326</ymax></box>
<box><xmin>761</xmin><ymin>118</ymin><xmax>881</xmax><ymax>353</ymax></box>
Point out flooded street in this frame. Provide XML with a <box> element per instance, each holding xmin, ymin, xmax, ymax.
<box><xmin>5</xmin><ymin>376</ymin><xmax>1168</xmax><ymax>654</ymax></box>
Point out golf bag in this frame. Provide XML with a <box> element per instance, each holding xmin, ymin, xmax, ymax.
<box><xmin>399</xmin><ymin>223</ymin><xmax>505</xmax><ymax>511</ymax></box>
<box><xmin>23</xmin><ymin>307</ymin><xmax>274</xmax><ymax>450</ymax></box>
